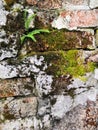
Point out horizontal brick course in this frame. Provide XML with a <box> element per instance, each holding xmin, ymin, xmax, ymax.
<box><xmin>52</xmin><ymin>9</ymin><xmax>98</xmax><ymax>30</ymax></box>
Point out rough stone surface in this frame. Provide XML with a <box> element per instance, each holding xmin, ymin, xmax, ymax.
<box><xmin>0</xmin><ymin>31</ymin><xmax>20</xmax><ymax>61</ymax></box>
<box><xmin>52</xmin><ymin>10</ymin><xmax>98</xmax><ymax>30</ymax></box>
<box><xmin>0</xmin><ymin>0</ymin><xmax>8</xmax><ymax>26</ymax></box>
<box><xmin>51</xmin><ymin>73</ymin><xmax>98</xmax><ymax>119</ymax></box>
<box><xmin>0</xmin><ymin>55</ymin><xmax>46</xmax><ymax>79</ymax></box>
<box><xmin>26</xmin><ymin>0</ymin><xmax>62</xmax><ymax>9</ymax></box>
<box><xmin>63</xmin><ymin>0</ymin><xmax>89</xmax><ymax>5</ymax></box>
<box><xmin>0</xmin><ymin>0</ymin><xmax>98</xmax><ymax>130</ymax></box>
<box><xmin>53</xmin><ymin>99</ymin><xmax>98</xmax><ymax>130</ymax></box>
<box><xmin>89</xmin><ymin>0</ymin><xmax>98</xmax><ymax>9</ymax></box>
<box><xmin>62</xmin><ymin>0</ymin><xmax>89</xmax><ymax>10</ymax></box>
<box><xmin>0</xmin><ymin>97</ymin><xmax>37</xmax><ymax>120</ymax></box>
<box><xmin>0</xmin><ymin>117</ymin><xmax>42</xmax><ymax>130</ymax></box>
<box><xmin>0</xmin><ymin>78</ymin><xmax>35</xmax><ymax>98</ymax></box>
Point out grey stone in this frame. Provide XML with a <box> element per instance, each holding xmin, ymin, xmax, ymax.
<box><xmin>0</xmin><ymin>117</ymin><xmax>42</xmax><ymax>130</ymax></box>
<box><xmin>0</xmin><ymin>55</ymin><xmax>53</xmax><ymax>96</ymax></box>
<box><xmin>0</xmin><ymin>0</ymin><xmax>8</xmax><ymax>26</ymax></box>
<box><xmin>53</xmin><ymin>100</ymin><xmax>98</xmax><ymax>130</ymax></box>
<box><xmin>38</xmin><ymin>98</ymin><xmax>50</xmax><ymax>116</ymax></box>
<box><xmin>42</xmin><ymin>114</ymin><xmax>51</xmax><ymax>129</ymax></box>
<box><xmin>35</xmin><ymin>72</ymin><xmax>53</xmax><ymax>96</ymax></box>
<box><xmin>89</xmin><ymin>0</ymin><xmax>98</xmax><ymax>9</ymax></box>
<box><xmin>0</xmin><ymin>32</ymin><xmax>19</xmax><ymax>61</ymax></box>
<box><xmin>0</xmin><ymin>55</ymin><xmax>46</xmax><ymax>79</ymax></box>
<box><xmin>51</xmin><ymin>95</ymin><xmax>73</xmax><ymax>119</ymax></box>
<box><xmin>51</xmin><ymin>73</ymin><xmax>98</xmax><ymax>119</ymax></box>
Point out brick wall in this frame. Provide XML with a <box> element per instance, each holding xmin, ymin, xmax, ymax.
<box><xmin>0</xmin><ymin>0</ymin><xmax>98</xmax><ymax>130</ymax></box>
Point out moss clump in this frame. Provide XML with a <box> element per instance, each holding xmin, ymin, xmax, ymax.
<box><xmin>4</xmin><ymin>0</ymin><xmax>16</xmax><ymax>6</ymax></box>
<box><xmin>3</xmin><ymin>104</ymin><xmax>15</xmax><ymax>120</ymax></box>
<box><xmin>57</xmin><ymin>50</ymin><xmax>95</xmax><ymax>77</ymax></box>
<box><xmin>42</xmin><ymin>50</ymin><xmax>95</xmax><ymax>78</ymax></box>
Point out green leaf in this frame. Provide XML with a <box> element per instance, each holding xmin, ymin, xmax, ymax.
<box><xmin>27</xmin><ymin>35</ymin><xmax>37</xmax><ymax>42</ymax></box>
<box><xmin>20</xmin><ymin>35</ymin><xmax>26</xmax><ymax>44</ymax></box>
<box><xmin>21</xmin><ymin>29</ymin><xmax>50</xmax><ymax>44</ymax></box>
<box><xmin>25</xmin><ymin>14</ymin><xmax>36</xmax><ymax>30</ymax></box>
<box><xmin>29</xmin><ymin>29</ymin><xmax>50</xmax><ymax>35</ymax></box>
<box><xmin>23</xmin><ymin>10</ymin><xmax>28</xmax><ymax>22</ymax></box>
<box><xmin>37</xmin><ymin>29</ymin><xmax>50</xmax><ymax>33</ymax></box>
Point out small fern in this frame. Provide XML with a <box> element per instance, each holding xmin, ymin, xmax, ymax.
<box><xmin>21</xmin><ymin>10</ymin><xmax>50</xmax><ymax>44</ymax></box>
<box><xmin>24</xmin><ymin>10</ymin><xmax>36</xmax><ymax>30</ymax></box>
<box><xmin>21</xmin><ymin>29</ymin><xmax>50</xmax><ymax>44</ymax></box>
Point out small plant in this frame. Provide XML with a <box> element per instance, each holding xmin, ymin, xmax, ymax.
<box><xmin>21</xmin><ymin>10</ymin><xmax>50</xmax><ymax>44</ymax></box>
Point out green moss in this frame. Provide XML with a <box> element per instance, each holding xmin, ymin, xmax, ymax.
<box><xmin>57</xmin><ymin>50</ymin><xmax>95</xmax><ymax>77</ymax></box>
<box><xmin>3</xmin><ymin>104</ymin><xmax>15</xmax><ymax>120</ymax></box>
<box><xmin>33</xmin><ymin>28</ymin><xmax>93</xmax><ymax>51</ymax></box>
<box><xmin>17</xmin><ymin>50</ymin><xmax>96</xmax><ymax>78</ymax></box>
<box><xmin>4</xmin><ymin>0</ymin><xmax>16</xmax><ymax>6</ymax></box>
<box><xmin>41</xmin><ymin>50</ymin><xmax>96</xmax><ymax>78</ymax></box>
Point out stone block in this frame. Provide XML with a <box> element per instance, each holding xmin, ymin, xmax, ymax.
<box><xmin>89</xmin><ymin>0</ymin><xmax>98</xmax><ymax>9</ymax></box>
<box><xmin>0</xmin><ymin>51</ymin><xmax>96</xmax><ymax>79</ymax></box>
<box><xmin>0</xmin><ymin>78</ymin><xmax>35</xmax><ymax>98</ymax></box>
<box><xmin>53</xmin><ymin>99</ymin><xmax>98</xmax><ymax>130</ymax></box>
<box><xmin>52</xmin><ymin>9</ymin><xmax>98</xmax><ymax>30</ymax></box>
<box><xmin>62</xmin><ymin>0</ymin><xmax>89</xmax><ymax>10</ymax></box>
<box><xmin>26</xmin><ymin>0</ymin><xmax>62</xmax><ymax>9</ymax></box>
<box><xmin>0</xmin><ymin>117</ymin><xmax>41</xmax><ymax>130</ymax></box>
<box><xmin>19</xmin><ymin>29</ymin><xmax>95</xmax><ymax>52</ymax></box>
<box><xmin>0</xmin><ymin>97</ymin><xmax>37</xmax><ymax>120</ymax></box>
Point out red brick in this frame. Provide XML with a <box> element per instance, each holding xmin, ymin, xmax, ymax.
<box><xmin>26</xmin><ymin>0</ymin><xmax>62</xmax><ymax>9</ymax></box>
<box><xmin>60</xmin><ymin>9</ymin><xmax>98</xmax><ymax>29</ymax></box>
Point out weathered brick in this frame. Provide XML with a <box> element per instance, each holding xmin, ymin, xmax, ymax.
<box><xmin>0</xmin><ymin>78</ymin><xmax>35</xmax><ymax>98</ymax></box>
<box><xmin>26</xmin><ymin>0</ymin><xmax>62</xmax><ymax>9</ymax></box>
<box><xmin>0</xmin><ymin>97</ymin><xmax>37</xmax><ymax>120</ymax></box>
<box><xmin>62</xmin><ymin>0</ymin><xmax>89</xmax><ymax>10</ymax></box>
<box><xmin>52</xmin><ymin>9</ymin><xmax>98</xmax><ymax>30</ymax></box>
<box><xmin>34</xmin><ymin>30</ymin><xmax>95</xmax><ymax>50</ymax></box>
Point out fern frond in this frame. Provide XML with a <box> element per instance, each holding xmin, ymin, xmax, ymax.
<box><xmin>25</xmin><ymin>14</ymin><xmax>36</xmax><ymax>30</ymax></box>
<box><xmin>23</xmin><ymin>9</ymin><xmax>28</xmax><ymax>22</ymax></box>
<box><xmin>36</xmin><ymin>29</ymin><xmax>50</xmax><ymax>33</ymax></box>
<box><xmin>29</xmin><ymin>29</ymin><xmax>50</xmax><ymax>35</ymax></box>
<box><xmin>20</xmin><ymin>35</ymin><xmax>27</xmax><ymax>44</ymax></box>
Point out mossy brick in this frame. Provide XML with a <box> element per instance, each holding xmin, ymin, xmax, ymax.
<box><xmin>21</xmin><ymin>29</ymin><xmax>95</xmax><ymax>53</ymax></box>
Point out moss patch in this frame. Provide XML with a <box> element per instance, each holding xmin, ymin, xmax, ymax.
<box><xmin>23</xmin><ymin>50</ymin><xmax>96</xmax><ymax>78</ymax></box>
<box><xmin>4</xmin><ymin>0</ymin><xmax>17</xmax><ymax>6</ymax></box>
<box><xmin>22</xmin><ymin>28</ymin><xmax>94</xmax><ymax>53</ymax></box>
<box><xmin>41</xmin><ymin>50</ymin><xmax>95</xmax><ymax>77</ymax></box>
